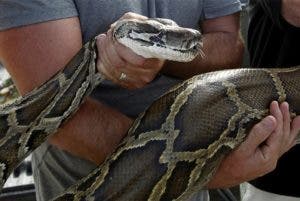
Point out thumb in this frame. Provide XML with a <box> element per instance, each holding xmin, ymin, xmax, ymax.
<box><xmin>242</xmin><ymin>115</ymin><xmax>277</xmax><ymax>152</ymax></box>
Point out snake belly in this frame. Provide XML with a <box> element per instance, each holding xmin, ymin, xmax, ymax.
<box><xmin>0</xmin><ymin>18</ymin><xmax>300</xmax><ymax>201</ymax></box>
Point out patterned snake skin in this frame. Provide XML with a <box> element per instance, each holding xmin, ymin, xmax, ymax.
<box><xmin>0</xmin><ymin>18</ymin><xmax>300</xmax><ymax>201</ymax></box>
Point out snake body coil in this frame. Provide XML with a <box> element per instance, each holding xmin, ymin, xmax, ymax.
<box><xmin>0</xmin><ymin>18</ymin><xmax>299</xmax><ymax>201</ymax></box>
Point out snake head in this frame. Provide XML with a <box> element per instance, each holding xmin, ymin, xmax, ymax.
<box><xmin>113</xmin><ymin>18</ymin><xmax>203</xmax><ymax>62</ymax></box>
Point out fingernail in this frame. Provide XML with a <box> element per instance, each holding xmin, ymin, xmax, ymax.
<box><xmin>279</xmin><ymin>102</ymin><xmax>289</xmax><ymax>113</ymax></box>
<box><xmin>272</xmin><ymin>101</ymin><xmax>278</xmax><ymax>106</ymax></box>
<box><xmin>96</xmin><ymin>34</ymin><xmax>106</xmax><ymax>40</ymax></box>
<box><xmin>110</xmin><ymin>22</ymin><xmax>116</xmax><ymax>28</ymax></box>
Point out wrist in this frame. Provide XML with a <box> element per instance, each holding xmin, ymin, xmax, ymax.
<box><xmin>205</xmin><ymin>163</ymin><xmax>239</xmax><ymax>189</ymax></box>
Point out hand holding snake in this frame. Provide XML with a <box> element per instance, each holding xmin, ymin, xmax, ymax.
<box><xmin>96</xmin><ymin>13</ymin><xmax>165</xmax><ymax>89</ymax></box>
<box><xmin>0</xmin><ymin>15</ymin><xmax>300</xmax><ymax>201</ymax></box>
<box><xmin>95</xmin><ymin>13</ymin><xmax>300</xmax><ymax>190</ymax></box>
<box><xmin>208</xmin><ymin>101</ymin><xmax>300</xmax><ymax>188</ymax></box>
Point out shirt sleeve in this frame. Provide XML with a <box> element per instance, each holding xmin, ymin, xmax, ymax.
<box><xmin>0</xmin><ymin>0</ymin><xmax>78</xmax><ymax>31</ymax></box>
<box><xmin>202</xmin><ymin>0</ymin><xmax>242</xmax><ymax>19</ymax></box>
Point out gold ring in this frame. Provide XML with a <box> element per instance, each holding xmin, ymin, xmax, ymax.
<box><xmin>119</xmin><ymin>72</ymin><xmax>127</xmax><ymax>81</ymax></box>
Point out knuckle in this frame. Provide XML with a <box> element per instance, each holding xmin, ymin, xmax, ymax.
<box><xmin>112</xmin><ymin>60</ymin><xmax>125</xmax><ymax>68</ymax></box>
<box><xmin>135</xmin><ymin>57</ymin><xmax>146</xmax><ymax>66</ymax></box>
<box><xmin>263</xmin><ymin>157</ymin><xmax>277</xmax><ymax>173</ymax></box>
<box><xmin>123</xmin><ymin>12</ymin><xmax>135</xmax><ymax>18</ymax></box>
<box><xmin>260</xmin><ymin>152</ymin><xmax>271</xmax><ymax>164</ymax></box>
<box><xmin>134</xmin><ymin>82</ymin><xmax>146</xmax><ymax>89</ymax></box>
<box><xmin>96</xmin><ymin>60</ymin><xmax>104</xmax><ymax>72</ymax></box>
<box><xmin>152</xmin><ymin>58</ymin><xmax>165</xmax><ymax>66</ymax></box>
<box><xmin>141</xmin><ymin>76</ymin><xmax>153</xmax><ymax>84</ymax></box>
<box><xmin>97</xmin><ymin>42</ymin><xmax>109</xmax><ymax>57</ymax></box>
<box><xmin>267</xmin><ymin>160</ymin><xmax>277</xmax><ymax>172</ymax></box>
<box><xmin>96</xmin><ymin>39</ymin><xmax>104</xmax><ymax>52</ymax></box>
<box><xmin>123</xmin><ymin>84</ymin><xmax>134</xmax><ymax>90</ymax></box>
<box><xmin>251</xmin><ymin>124</ymin><xmax>262</xmax><ymax>137</ymax></box>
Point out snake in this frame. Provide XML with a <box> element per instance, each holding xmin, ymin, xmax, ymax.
<box><xmin>0</xmin><ymin>17</ymin><xmax>300</xmax><ymax>201</ymax></box>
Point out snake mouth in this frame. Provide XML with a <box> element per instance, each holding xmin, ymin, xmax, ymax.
<box><xmin>168</xmin><ymin>28</ymin><xmax>203</xmax><ymax>52</ymax></box>
<box><xmin>172</xmin><ymin>40</ymin><xmax>203</xmax><ymax>54</ymax></box>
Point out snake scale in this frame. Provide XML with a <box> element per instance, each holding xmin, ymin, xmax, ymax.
<box><xmin>0</xmin><ymin>18</ymin><xmax>300</xmax><ymax>201</ymax></box>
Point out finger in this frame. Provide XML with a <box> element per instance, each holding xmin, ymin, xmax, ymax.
<box><xmin>144</xmin><ymin>58</ymin><xmax>165</xmax><ymax>70</ymax></box>
<box><xmin>114</xmin><ymin>42</ymin><xmax>146</xmax><ymax>66</ymax></box>
<box><xmin>105</xmin><ymin>30</ymin><xmax>126</xmax><ymax>68</ymax></box>
<box><xmin>102</xmin><ymin>63</ymin><xmax>149</xmax><ymax>89</ymax></box>
<box><xmin>241</xmin><ymin>115</ymin><xmax>276</xmax><ymax>153</ymax></box>
<box><xmin>96</xmin><ymin>34</ymin><xmax>110</xmax><ymax>75</ymax></box>
<box><xmin>108</xmin><ymin>28</ymin><xmax>159</xmax><ymax>72</ymax></box>
<box><xmin>120</xmin><ymin>12</ymin><xmax>148</xmax><ymax>21</ymax></box>
<box><xmin>280</xmin><ymin>102</ymin><xmax>294</xmax><ymax>156</ymax></box>
<box><xmin>280</xmin><ymin>102</ymin><xmax>290</xmax><ymax>137</ymax></box>
<box><xmin>131</xmin><ymin>68</ymin><xmax>155</xmax><ymax>85</ymax></box>
<box><xmin>259</xmin><ymin>102</ymin><xmax>290</xmax><ymax>161</ymax></box>
<box><xmin>100</xmin><ymin>34</ymin><xmax>115</xmax><ymax>69</ymax></box>
<box><xmin>279</xmin><ymin>102</ymin><xmax>294</xmax><ymax>154</ymax></box>
<box><xmin>96</xmin><ymin>35</ymin><xmax>125</xmax><ymax>83</ymax></box>
<box><xmin>270</xmin><ymin>101</ymin><xmax>283</xmax><ymax>123</ymax></box>
<box><xmin>99</xmin><ymin>34</ymin><xmax>127</xmax><ymax>81</ymax></box>
<box><xmin>96</xmin><ymin>34</ymin><xmax>117</xmax><ymax>77</ymax></box>
<box><xmin>116</xmin><ymin>66</ymin><xmax>154</xmax><ymax>89</ymax></box>
<box><xmin>97</xmin><ymin>61</ymin><xmax>118</xmax><ymax>83</ymax></box>
<box><xmin>102</xmin><ymin>67</ymin><xmax>133</xmax><ymax>89</ymax></box>
<box><xmin>96</xmin><ymin>34</ymin><xmax>152</xmax><ymax>88</ymax></box>
<box><xmin>265</xmin><ymin>101</ymin><xmax>283</xmax><ymax>147</ymax></box>
<box><xmin>96</xmin><ymin>33</ymin><xmax>110</xmax><ymax>65</ymax></box>
<box><xmin>95</xmin><ymin>33</ymin><xmax>106</xmax><ymax>41</ymax></box>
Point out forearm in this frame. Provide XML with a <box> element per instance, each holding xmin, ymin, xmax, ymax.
<box><xmin>162</xmin><ymin>32</ymin><xmax>244</xmax><ymax>78</ymax></box>
<box><xmin>0</xmin><ymin>18</ymin><xmax>133</xmax><ymax>165</ymax></box>
<box><xmin>49</xmin><ymin>98</ymin><xmax>133</xmax><ymax>164</ymax></box>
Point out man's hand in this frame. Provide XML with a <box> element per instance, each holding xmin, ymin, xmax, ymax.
<box><xmin>0</xmin><ymin>18</ymin><xmax>133</xmax><ymax>165</ymax></box>
<box><xmin>207</xmin><ymin>101</ymin><xmax>300</xmax><ymax>188</ymax></box>
<box><xmin>281</xmin><ymin>0</ymin><xmax>300</xmax><ymax>27</ymax></box>
<box><xmin>96</xmin><ymin>12</ymin><xmax>165</xmax><ymax>90</ymax></box>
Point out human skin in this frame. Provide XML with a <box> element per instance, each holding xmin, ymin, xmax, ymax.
<box><xmin>281</xmin><ymin>0</ymin><xmax>300</xmax><ymax>27</ymax></box>
<box><xmin>0</xmin><ymin>11</ymin><xmax>299</xmax><ymax>191</ymax></box>
<box><xmin>95</xmin><ymin>12</ymin><xmax>300</xmax><ymax>188</ymax></box>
